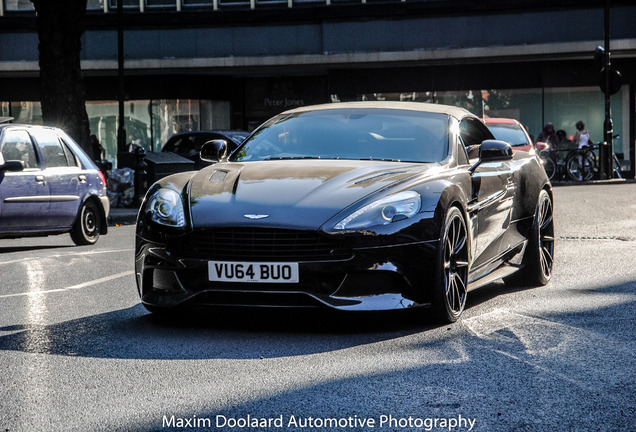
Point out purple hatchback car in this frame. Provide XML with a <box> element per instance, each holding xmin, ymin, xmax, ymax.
<box><xmin>0</xmin><ymin>124</ymin><xmax>109</xmax><ymax>245</ymax></box>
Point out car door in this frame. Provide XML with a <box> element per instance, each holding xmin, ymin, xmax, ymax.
<box><xmin>0</xmin><ymin>128</ymin><xmax>50</xmax><ymax>229</ymax></box>
<box><xmin>462</xmin><ymin>118</ymin><xmax>515</xmax><ymax>268</ymax></box>
<box><xmin>29</xmin><ymin>129</ymin><xmax>83</xmax><ymax>228</ymax></box>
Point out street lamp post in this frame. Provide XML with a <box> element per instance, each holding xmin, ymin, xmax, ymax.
<box><xmin>601</xmin><ymin>0</ymin><xmax>613</xmax><ymax>180</ymax></box>
<box><xmin>117</xmin><ymin>0</ymin><xmax>126</xmax><ymax>164</ymax></box>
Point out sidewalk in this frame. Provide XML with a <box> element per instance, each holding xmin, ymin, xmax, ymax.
<box><xmin>108</xmin><ymin>206</ymin><xmax>139</xmax><ymax>226</ymax></box>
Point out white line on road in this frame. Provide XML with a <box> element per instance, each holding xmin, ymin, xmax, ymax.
<box><xmin>0</xmin><ymin>248</ymin><xmax>134</xmax><ymax>266</ymax></box>
<box><xmin>0</xmin><ymin>270</ymin><xmax>134</xmax><ymax>299</ymax></box>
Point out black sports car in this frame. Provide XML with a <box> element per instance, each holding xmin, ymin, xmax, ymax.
<box><xmin>135</xmin><ymin>102</ymin><xmax>554</xmax><ymax>322</ymax></box>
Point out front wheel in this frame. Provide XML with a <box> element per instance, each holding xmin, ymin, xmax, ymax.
<box><xmin>70</xmin><ymin>201</ymin><xmax>101</xmax><ymax>245</ymax></box>
<box><xmin>431</xmin><ymin>206</ymin><xmax>469</xmax><ymax>323</ymax></box>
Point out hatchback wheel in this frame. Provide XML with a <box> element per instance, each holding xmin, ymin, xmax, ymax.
<box><xmin>70</xmin><ymin>201</ymin><xmax>101</xmax><ymax>245</ymax></box>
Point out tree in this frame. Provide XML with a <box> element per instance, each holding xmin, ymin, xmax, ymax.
<box><xmin>31</xmin><ymin>0</ymin><xmax>92</xmax><ymax>157</ymax></box>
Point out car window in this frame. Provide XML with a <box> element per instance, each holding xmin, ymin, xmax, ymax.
<box><xmin>31</xmin><ymin>129</ymin><xmax>71</xmax><ymax>168</ymax></box>
<box><xmin>165</xmin><ymin>135</ymin><xmax>200</xmax><ymax>157</ymax></box>
<box><xmin>459</xmin><ymin>118</ymin><xmax>494</xmax><ymax>146</ymax></box>
<box><xmin>60</xmin><ymin>138</ymin><xmax>79</xmax><ymax>167</ymax></box>
<box><xmin>486</xmin><ymin>124</ymin><xmax>530</xmax><ymax>146</ymax></box>
<box><xmin>0</xmin><ymin>129</ymin><xmax>39</xmax><ymax>169</ymax></box>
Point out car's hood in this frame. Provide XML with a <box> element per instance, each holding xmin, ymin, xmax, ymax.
<box><xmin>187</xmin><ymin>160</ymin><xmax>437</xmax><ymax>229</ymax></box>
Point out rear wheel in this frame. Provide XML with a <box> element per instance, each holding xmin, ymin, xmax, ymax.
<box><xmin>70</xmin><ymin>201</ymin><xmax>101</xmax><ymax>245</ymax></box>
<box><xmin>508</xmin><ymin>190</ymin><xmax>554</xmax><ymax>286</ymax></box>
<box><xmin>432</xmin><ymin>206</ymin><xmax>469</xmax><ymax>323</ymax></box>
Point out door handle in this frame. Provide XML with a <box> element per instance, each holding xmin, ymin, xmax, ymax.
<box><xmin>35</xmin><ymin>175</ymin><xmax>46</xmax><ymax>185</ymax></box>
<box><xmin>78</xmin><ymin>174</ymin><xmax>87</xmax><ymax>183</ymax></box>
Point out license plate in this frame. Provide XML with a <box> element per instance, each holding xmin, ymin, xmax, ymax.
<box><xmin>208</xmin><ymin>261</ymin><xmax>299</xmax><ymax>283</ymax></box>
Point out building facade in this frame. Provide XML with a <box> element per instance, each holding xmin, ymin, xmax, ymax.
<box><xmin>1</xmin><ymin>0</ymin><xmax>635</xmax><ymax>176</ymax></box>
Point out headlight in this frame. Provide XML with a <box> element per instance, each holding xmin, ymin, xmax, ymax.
<box><xmin>146</xmin><ymin>187</ymin><xmax>186</xmax><ymax>227</ymax></box>
<box><xmin>334</xmin><ymin>191</ymin><xmax>421</xmax><ymax>230</ymax></box>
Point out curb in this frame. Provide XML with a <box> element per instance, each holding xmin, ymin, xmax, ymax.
<box><xmin>108</xmin><ymin>207</ymin><xmax>139</xmax><ymax>226</ymax></box>
<box><xmin>551</xmin><ymin>178</ymin><xmax>636</xmax><ymax>187</ymax></box>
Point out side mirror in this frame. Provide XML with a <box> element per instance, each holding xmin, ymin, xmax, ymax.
<box><xmin>535</xmin><ymin>141</ymin><xmax>549</xmax><ymax>152</ymax></box>
<box><xmin>200</xmin><ymin>140</ymin><xmax>227</xmax><ymax>163</ymax></box>
<box><xmin>479</xmin><ymin>140</ymin><xmax>513</xmax><ymax>162</ymax></box>
<box><xmin>0</xmin><ymin>160</ymin><xmax>25</xmax><ymax>172</ymax></box>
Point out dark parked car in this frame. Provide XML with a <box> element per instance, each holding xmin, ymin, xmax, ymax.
<box><xmin>135</xmin><ymin>102</ymin><xmax>554</xmax><ymax>323</ymax></box>
<box><xmin>0</xmin><ymin>124</ymin><xmax>109</xmax><ymax>245</ymax></box>
<box><xmin>161</xmin><ymin>130</ymin><xmax>248</xmax><ymax>169</ymax></box>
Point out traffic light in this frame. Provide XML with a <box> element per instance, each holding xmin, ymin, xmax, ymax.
<box><xmin>595</xmin><ymin>46</ymin><xmax>622</xmax><ymax>95</ymax></box>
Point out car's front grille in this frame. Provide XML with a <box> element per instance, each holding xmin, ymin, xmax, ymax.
<box><xmin>168</xmin><ymin>228</ymin><xmax>352</xmax><ymax>261</ymax></box>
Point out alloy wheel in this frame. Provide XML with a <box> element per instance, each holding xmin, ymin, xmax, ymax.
<box><xmin>443</xmin><ymin>212</ymin><xmax>469</xmax><ymax>317</ymax></box>
<box><xmin>537</xmin><ymin>193</ymin><xmax>555</xmax><ymax>280</ymax></box>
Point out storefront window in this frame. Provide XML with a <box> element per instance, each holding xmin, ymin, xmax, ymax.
<box><xmin>108</xmin><ymin>0</ymin><xmax>140</xmax><ymax>8</ymax></box>
<box><xmin>337</xmin><ymin>86</ymin><xmax>630</xmax><ymax>171</ymax></box>
<box><xmin>86</xmin><ymin>100</ymin><xmax>151</xmax><ymax>166</ymax></box>
<box><xmin>87</xmin><ymin>0</ymin><xmax>105</xmax><ymax>9</ymax></box>
<box><xmin>146</xmin><ymin>0</ymin><xmax>176</xmax><ymax>7</ymax></box>
<box><xmin>3</xmin><ymin>101</ymin><xmax>42</xmax><ymax>124</ymax></box>
<box><xmin>4</xmin><ymin>0</ymin><xmax>33</xmax><ymax>10</ymax></box>
<box><xmin>544</xmin><ymin>87</ymin><xmax>627</xmax><ymax>165</ymax></box>
<box><xmin>1</xmin><ymin>102</ymin><xmax>10</xmax><ymax>118</ymax></box>
<box><xmin>182</xmin><ymin>0</ymin><xmax>213</xmax><ymax>5</ymax></box>
<box><xmin>85</xmin><ymin>99</ymin><xmax>231</xmax><ymax>167</ymax></box>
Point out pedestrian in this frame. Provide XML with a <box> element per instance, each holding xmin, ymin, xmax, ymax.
<box><xmin>90</xmin><ymin>134</ymin><xmax>105</xmax><ymax>162</ymax></box>
<box><xmin>573</xmin><ymin>120</ymin><xmax>591</xmax><ymax>148</ymax></box>
<box><xmin>127</xmin><ymin>136</ymin><xmax>140</xmax><ymax>153</ymax></box>
<box><xmin>537</xmin><ymin>122</ymin><xmax>558</xmax><ymax>146</ymax></box>
<box><xmin>572</xmin><ymin>120</ymin><xmax>591</xmax><ymax>181</ymax></box>
<box><xmin>556</xmin><ymin>129</ymin><xmax>571</xmax><ymax>149</ymax></box>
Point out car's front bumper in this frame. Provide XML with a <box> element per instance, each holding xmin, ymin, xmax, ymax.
<box><xmin>135</xmin><ymin>232</ymin><xmax>439</xmax><ymax>312</ymax></box>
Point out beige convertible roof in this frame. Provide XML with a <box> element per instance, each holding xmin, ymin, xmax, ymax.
<box><xmin>282</xmin><ymin>101</ymin><xmax>476</xmax><ymax>120</ymax></box>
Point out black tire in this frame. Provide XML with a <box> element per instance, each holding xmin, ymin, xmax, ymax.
<box><xmin>566</xmin><ymin>152</ymin><xmax>595</xmax><ymax>182</ymax></box>
<box><xmin>509</xmin><ymin>189</ymin><xmax>554</xmax><ymax>287</ymax></box>
<box><xmin>70</xmin><ymin>201</ymin><xmax>101</xmax><ymax>246</ymax></box>
<box><xmin>432</xmin><ymin>206</ymin><xmax>469</xmax><ymax>323</ymax></box>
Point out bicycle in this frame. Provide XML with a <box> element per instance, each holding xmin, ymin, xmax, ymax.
<box><xmin>565</xmin><ymin>145</ymin><xmax>597</xmax><ymax>182</ymax></box>
<box><xmin>565</xmin><ymin>142</ymin><xmax>623</xmax><ymax>182</ymax></box>
<box><xmin>612</xmin><ymin>153</ymin><xmax>623</xmax><ymax>178</ymax></box>
<box><xmin>539</xmin><ymin>145</ymin><xmax>569</xmax><ymax>181</ymax></box>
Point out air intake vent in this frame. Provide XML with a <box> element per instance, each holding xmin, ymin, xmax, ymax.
<box><xmin>168</xmin><ymin>228</ymin><xmax>351</xmax><ymax>261</ymax></box>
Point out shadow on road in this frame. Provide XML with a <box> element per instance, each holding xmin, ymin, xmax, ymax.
<box><xmin>0</xmin><ymin>304</ymin><xmax>438</xmax><ymax>360</ymax></box>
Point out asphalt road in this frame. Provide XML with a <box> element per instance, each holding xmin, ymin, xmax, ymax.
<box><xmin>0</xmin><ymin>183</ymin><xmax>634</xmax><ymax>432</ymax></box>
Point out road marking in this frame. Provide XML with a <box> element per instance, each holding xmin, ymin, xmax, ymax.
<box><xmin>0</xmin><ymin>248</ymin><xmax>134</xmax><ymax>266</ymax></box>
<box><xmin>0</xmin><ymin>271</ymin><xmax>134</xmax><ymax>299</ymax></box>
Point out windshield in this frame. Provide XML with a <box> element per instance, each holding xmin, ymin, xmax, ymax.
<box><xmin>486</xmin><ymin>124</ymin><xmax>530</xmax><ymax>147</ymax></box>
<box><xmin>231</xmin><ymin>108</ymin><xmax>449</xmax><ymax>163</ymax></box>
